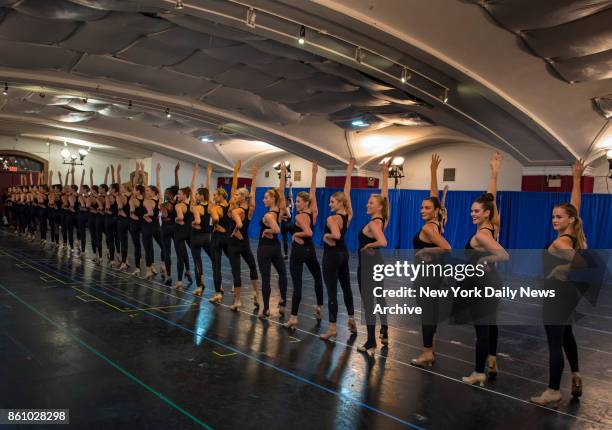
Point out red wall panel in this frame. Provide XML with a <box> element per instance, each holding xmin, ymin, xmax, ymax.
<box><xmin>521</xmin><ymin>175</ymin><xmax>593</xmax><ymax>193</ymax></box>
<box><xmin>217</xmin><ymin>177</ymin><xmax>253</xmax><ymax>189</ymax></box>
<box><xmin>324</xmin><ymin>176</ymin><xmax>379</xmax><ymax>189</ymax></box>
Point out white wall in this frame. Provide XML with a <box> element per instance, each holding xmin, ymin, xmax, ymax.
<box><xmin>256</xmin><ymin>154</ymin><xmax>328</xmax><ymax>188</ymax></box>
<box><xmin>252</xmin><ymin>143</ymin><xmax>522</xmax><ymax>191</ymax></box>
<box><xmin>395</xmin><ymin>143</ymin><xmax>523</xmax><ymax>191</ymax></box>
<box><xmin>0</xmin><ymin>136</ymin><xmax>140</xmax><ymax>185</ymax></box>
<box><xmin>151</xmin><ymin>152</ymin><xmax>220</xmax><ymax>192</ymax></box>
<box><xmin>592</xmin><ymin>156</ymin><xmax>612</xmax><ymax>194</ymax></box>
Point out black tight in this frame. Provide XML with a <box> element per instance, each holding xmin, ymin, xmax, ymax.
<box><xmin>49</xmin><ymin>210</ymin><xmax>57</xmax><ymax>243</ymax></box>
<box><xmin>129</xmin><ymin>220</ymin><xmax>142</xmax><ymax>268</ymax></box>
<box><xmin>40</xmin><ymin>210</ymin><xmax>48</xmax><ymax>241</ymax></box>
<box><xmin>191</xmin><ymin>230</ymin><xmax>213</xmax><ymax>287</ymax></box>
<box><xmin>289</xmin><ymin>244</ymin><xmax>323</xmax><ymax>316</ymax></box>
<box><xmin>545</xmin><ymin>325</ymin><xmax>579</xmax><ymax>390</ymax></box>
<box><xmin>95</xmin><ymin>215</ymin><xmax>106</xmax><ymax>258</ymax></box>
<box><xmin>104</xmin><ymin>216</ymin><xmax>117</xmax><ymax>261</ymax></box>
<box><xmin>77</xmin><ymin>212</ymin><xmax>88</xmax><ymax>252</ymax></box>
<box><xmin>65</xmin><ymin>212</ymin><xmax>76</xmax><ymax>249</ymax></box>
<box><xmin>117</xmin><ymin>217</ymin><xmax>130</xmax><ymax>263</ymax></box>
<box><xmin>357</xmin><ymin>251</ymin><xmax>388</xmax><ymax>346</ymax></box>
<box><xmin>322</xmin><ymin>246</ymin><xmax>354</xmax><ymax>323</ymax></box>
<box><xmin>211</xmin><ymin>233</ymin><xmax>230</xmax><ymax>293</ymax></box>
<box><xmin>61</xmin><ymin>211</ymin><xmax>68</xmax><ymax>245</ymax></box>
<box><xmin>416</xmin><ymin>276</ymin><xmax>443</xmax><ymax>348</ymax></box>
<box><xmin>142</xmin><ymin>220</ymin><xmax>163</xmax><ymax>267</ymax></box>
<box><xmin>161</xmin><ymin>224</ymin><xmax>175</xmax><ymax>277</ymax></box>
<box><xmin>53</xmin><ymin>210</ymin><xmax>62</xmax><ymax>244</ymax></box>
<box><xmin>280</xmin><ymin>221</ymin><xmax>289</xmax><ymax>256</ymax></box>
<box><xmin>474</xmin><ymin>325</ymin><xmax>499</xmax><ymax>372</ymax></box>
<box><xmin>88</xmin><ymin>213</ymin><xmax>97</xmax><ymax>254</ymax></box>
<box><xmin>174</xmin><ymin>224</ymin><xmax>191</xmax><ymax>282</ymax></box>
<box><xmin>257</xmin><ymin>242</ymin><xmax>287</xmax><ymax>312</ymax></box>
<box><xmin>227</xmin><ymin>238</ymin><xmax>258</xmax><ymax>288</ymax></box>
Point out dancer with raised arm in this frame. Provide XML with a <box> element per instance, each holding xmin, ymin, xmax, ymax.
<box><xmin>320</xmin><ymin>158</ymin><xmax>357</xmax><ymax>341</ymax></box>
<box><xmin>411</xmin><ymin>154</ymin><xmax>452</xmax><ymax>366</ymax></box>
<box><xmin>356</xmin><ymin>160</ymin><xmax>392</xmax><ymax>355</ymax></box>
<box><xmin>161</xmin><ymin>162</ymin><xmax>180</xmax><ymax>286</ymax></box>
<box><xmin>129</xmin><ymin>162</ymin><xmax>145</xmax><ymax>275</ymax></box>
<box><xmin>174</xmin><ymin>172</ymin><xmax>193</xmax><ymax>290</ymax></box>
<box><xmin>531</xmin><ymin>159</ymin><xmax>586</xmax><ymax>407</ymax></box>
<box><xmin>208</xmin><ymin>161</ymin><xmax>238</xmax><ymax>304</ymax></box>
<box><xmin>142</xmin><ymin>165</ymin><xmax>164</xmax><ymax>279</ymax></box>
<box><xmin>461</xmin><ymin>152</ymin><xmax>508</xmax><ymax>387</ymax></box>
<box><xmin>284</xmin><ymin>161</ymin><xmax>324</xmax><ymax>330</ymax></box>
<box><xmin>116</xmin><ymin>164</ymin><xmax>131</xmax><ymax>270</ymax></box>
<box><xmin>256</xmin><ymin>162</ymin><xmax>288</xmax><ymax>319</ymax></box>
<box><xmin>190</xmin><ymin>163</ymin><xmax>213</xmax><ymax>296</ymax></box>
<box><xmin>227</xmin><ymin>161</ymin><xmax>261</xmax><ymax>310</ymax></box>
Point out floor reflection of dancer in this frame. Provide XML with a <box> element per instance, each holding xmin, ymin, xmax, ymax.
<box><xmin>356</xmin><ymin>160</ymin><xmax>392</xmax><ymax>356</ymax></box>
<box><xmin>531</xmin><ymin>160</ymin><xmax>585</xmax><ymax>407</ymax></box>
<box><xmin>411</xmin><ymin>154</ymin><xmax>452</xmax><ymax>367</ymax></box>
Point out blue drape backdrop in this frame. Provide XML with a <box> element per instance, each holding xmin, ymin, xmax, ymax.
<box><xmin>224</xmin><ymin>186</ymin><xmax>612</xmax><ymax>251</ymax></box>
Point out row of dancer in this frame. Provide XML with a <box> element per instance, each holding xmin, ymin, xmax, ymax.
<box><xmin>5</xmin><ymin>153</ymin><xmax>587</xmax><ymax>407</ymax></box>
<box><xmin>408</xmin><ymin>152</ymin><xmax>585</xmax><ymax>407</ymax></box>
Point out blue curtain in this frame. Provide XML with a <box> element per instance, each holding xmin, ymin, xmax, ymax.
<box><xmin>224</xmin><ymin>186</ymin><xmax>612</xmax><ymax>251</ymax></box>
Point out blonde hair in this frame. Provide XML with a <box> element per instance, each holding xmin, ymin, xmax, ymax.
<box><xmin>265</xmin><ymin>188</ymin><xmax>280</xmax><ymax>205</ymax></box>
<box><xmin>236</xmin><ymin>187</ymin><xmax>250</xmax><ymax>201</ymax></box>
<box><xmin>216</xmin><ymin>187</ymin><xmax>228</xmax><ymax>200</ymax></box>
<box><xmin>371</xmin><ymin>194</ymin><xmax>389</xmax><ymax>225</ymax></box>
<box><xmin>331</xmin><ymin>191</ymin><xmax>346</xmax><ymax>206</ymax></box>
<box><xmin>555</xmin><ymin>203</ymin><xmax>587</xmax><ymax>250</ymax></box>
<box><xmin>296</xmin><ymin>191</ymin><xmax>311</xmax><ymax>207</ymax></box>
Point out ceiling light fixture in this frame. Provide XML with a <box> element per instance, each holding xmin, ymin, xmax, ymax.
<box><xmin>355</xmin><ymin>46</ymin><xmax>365</xmax><ymax>64</ymax></box>
<box><xmin>401</xmin><ymin>67</ymin><xmax>410</xmax><ymax>83</ymax></box>
<box><xmin>388</xmin><ymin>158</ymin><xmax>405</xmax><ymax>189</ymax></box>
<box><xmin>165</xmin><ymin>107</ymin><xmax>172</xmax><ymax>119</ymax></box>
<box><xmin>175</xmin><ymin>0</ymin><xmax>184</xmax><ymax>10</ymax></box>
<box><xmin>351</xmin><ymin>119</ymin><xmax>368</xmax><ymax>127</ymax></box>
<box><xmin>246</xmin><ymin>7</ymin><xmax>256</xmax><ymax>28</ymax></box>
<box><xmin>60</xmin><ymin>146</ymin><xmax>88</xmax><ymax>165</ymax></box>
<box><xmin>442</xmin><ymin>89</ymin><xmax>449</xmax><ymax>104</ymax></box>
<box><xmin>200</xmin><ymin>136</ymin><xmax>214</xmax><ymax>143</ymax></box>
<box><xmin>2</xmin><ymin>82</ymin><xmax>7</xmax><ymax>96</ymax></box>
<box><xmin>298</xmin><ymin>25</ymin><xmax>306</xmax><ymax>45</ymax></box>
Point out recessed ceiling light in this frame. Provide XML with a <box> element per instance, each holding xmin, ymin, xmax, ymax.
<box><xmin>351</xmin><ymin>119</ymin><xmax>368</xmax><ymax>127</ymax></box>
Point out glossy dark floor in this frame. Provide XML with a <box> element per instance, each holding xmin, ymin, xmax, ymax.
<box><xmin>1</xmin><ymin>229</ymin><xmax>610</xmax><ymax>430</ymax></box>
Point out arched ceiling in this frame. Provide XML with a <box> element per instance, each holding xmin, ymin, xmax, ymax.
<box><xmin>0</xmin><ymin>0</ymin><xmax>609</xmax><ymax>172</ymax></box>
